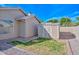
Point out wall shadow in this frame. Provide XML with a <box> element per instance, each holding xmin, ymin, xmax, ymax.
<box><xmin>59</xmin><ymin>32</ymin><xmax>76</xmax><ymax>39</ymax></box>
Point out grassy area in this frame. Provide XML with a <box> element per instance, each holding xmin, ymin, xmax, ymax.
<box><xmin>10</xmin><ymin>38</ymin><xmax>67</xmax><ymax>55</ymax></box>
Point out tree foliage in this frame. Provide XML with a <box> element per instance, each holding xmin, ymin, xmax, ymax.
<box><xmin>47</xmin><ymin>17</ymin><xmax>79</xmax><ymax>26</ymax></box>
<box><xmin>76</xmin><ymin>16</ymin><xmax>79</xmax><ymax>21</ymax></box>
<box><xmin>75</xmin><ymin>16</ymin><xmax>79</xmax><ymax>26</ymax></box>
<box><xmin>60</xmin><ymin>17</ymin><xmax>72</xmax><ymax>26</ymax></box>
<box><xmin>48</xmin><ymin>19</ymin><xmax>58</xmax><ymax>23</ymax></box>
<box><xmin>75</xmin><ymin>22</ymin><xmax>79</xmax><ymax>26</ymax></box>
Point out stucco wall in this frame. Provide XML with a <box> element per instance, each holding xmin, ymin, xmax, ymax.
<box><xmin>0</xmin><ymin>9</ymin><xmax>40</xmax><ymax>39</ymax></box>
<box><xmin>25</xmin><ymin>16</ymin><xmax>39</xmax><ymax>38</ymax></box>
<box><xmin>38</xmin><ymin>23</ymin><xmax>59</xmax><ymax>39</ymax></box>
<box><xmin>0</xmin><ymin>16</ymin><xmax>40</xmax><ymax>40</ymax></box>
<box><xmin>0</xmin><ymin>21</ymin><xmax>18</xmax><ymax>40</ymax></box>
<box><xmin>18</xmin><ymin>16</ymin><xmax>39</xmax><ymax>38</ymax></box>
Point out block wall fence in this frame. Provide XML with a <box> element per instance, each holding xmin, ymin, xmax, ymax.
<box><xmin>38</xmin><ymin>23</ymin><xmax>60</xmax><ymax>39</ymax></box>
<box><xmin>60</xmin><ymin>26</ymin><xmax>79</xmax><ymax>39</ymax></box>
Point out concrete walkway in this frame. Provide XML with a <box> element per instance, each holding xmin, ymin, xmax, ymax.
<box><xmin>0</xmin><ymin>41</ymin><xmax>35</xmax><ymax>55</ymax></box>
<box><xmin>0</xmin><ymin>36</ymin><xmax>38</xmax><ymax>55</ymax></box>
<box><xmin>62</xmin><ymin>38</ymin><xmax>79</xmax><ymax>55</ymax></box>
<box><xmin>60</xmin><ymin>31</ymin><xmax>79</xmax><ymax>55</ymax></box>
<box><xmin>68</xmin><ymin>39</ymin><xmax>79</xmax><ymax>55</ymax></box>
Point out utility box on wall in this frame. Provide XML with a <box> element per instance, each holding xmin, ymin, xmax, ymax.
<box><xmin>38</xmin><ymin>23</ymin><xmax>60</xmax><ymax>39</ymax></box>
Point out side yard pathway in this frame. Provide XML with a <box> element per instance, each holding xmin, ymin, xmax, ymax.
<box><xmin>0</xmin><ymin>43</ymin><xmax>35</xmax><ymax>55</ymax></box>
<box><xmin>60</xmin><ymin>32</ymin><xmax>79</xmax><ymax>55</ymax></box>
<box><xmin>64</xmin><ymin>38</ymin><xmax>79</xmax><ymax>55</ymax></box>
<box><xmin>0</xmin><ymin>36</ymin><xmax>38</xmax><ymax>55</ymax></box>
<box><xmin>68</xmin><ymin>39</ymin><xmax>79</xmax><ymax>55</ymax></box>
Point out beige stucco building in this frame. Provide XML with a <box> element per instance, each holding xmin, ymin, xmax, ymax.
<box><xmin>0</xmin><ymin>8</ymin><xmax>40</xmax><ymax>40</ymax></box>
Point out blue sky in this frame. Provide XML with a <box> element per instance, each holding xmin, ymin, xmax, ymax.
<box><xmin>0</xmin><ymin>4</ymin><xmax>79</xmax><ymax>22</ymax></box>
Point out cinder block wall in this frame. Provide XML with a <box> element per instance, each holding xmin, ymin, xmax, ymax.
<box><xmin>38</xmin><ymin>23</ymin><xmax>59</xmax><ymax>39</ymax></box>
